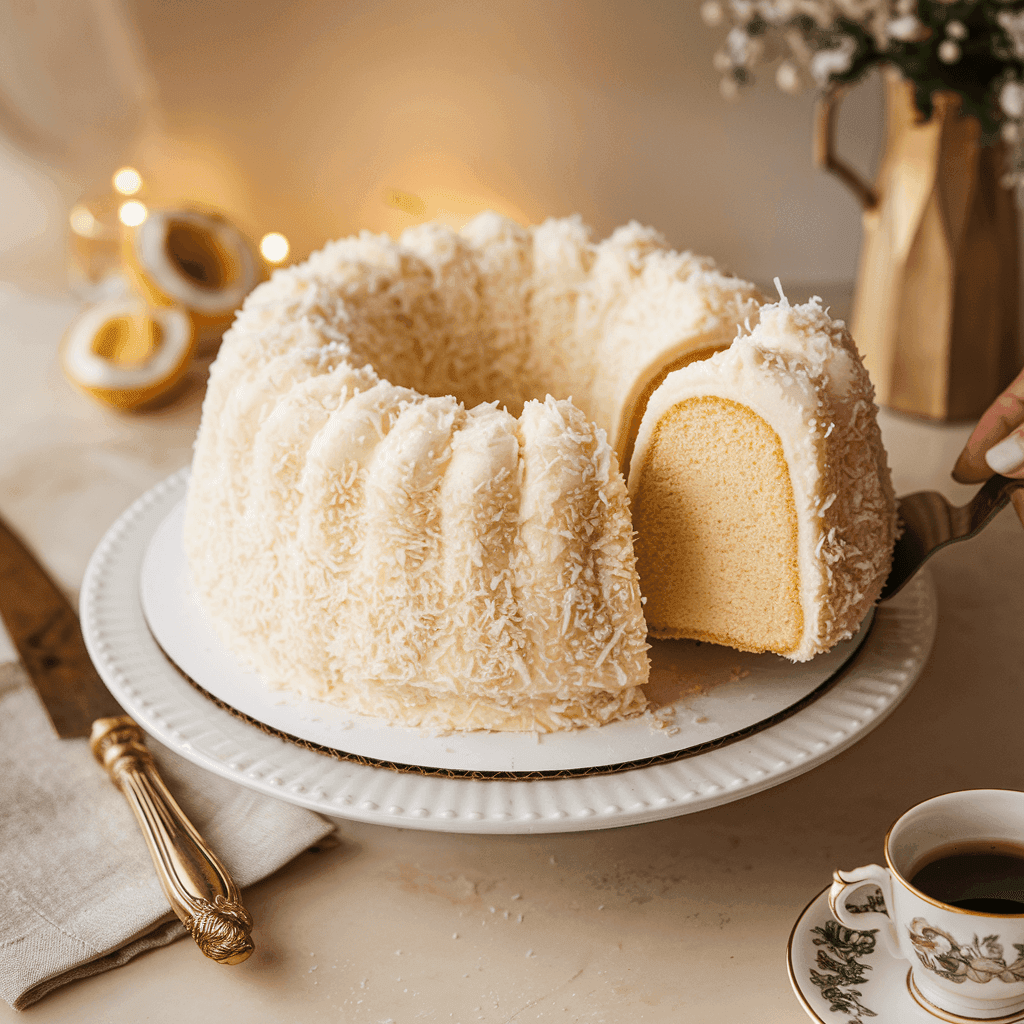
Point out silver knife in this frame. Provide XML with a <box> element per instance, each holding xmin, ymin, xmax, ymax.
<box><xmin>0</xmin><ymin>513</ymin><xmax>254</xmax><ymax>964</ymax></box>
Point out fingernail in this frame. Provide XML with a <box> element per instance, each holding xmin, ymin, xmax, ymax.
<box><xmin>951</xmin><ymin>450</ymin><xmax>976</xmax><ymax>483</ymax></box>
<box><xmin>952</xmin><ymin>446</ymin><xmax>994</xmax><ymax>483</ymax></box>
<box><xmin>985</xmin><ymin>434</ymin><xmax>1024</xmax><ymax>475</ymax></box>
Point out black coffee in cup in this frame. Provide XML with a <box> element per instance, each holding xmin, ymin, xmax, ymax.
<box><xmin>909</xmin><ymin>841</ymin><xmax>1024</xmax><ymax>915</ymax></box>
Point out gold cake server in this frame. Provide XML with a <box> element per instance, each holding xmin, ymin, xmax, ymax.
<box><xmin>880</xmin><ymin>474</ymin><xmax>1023</xmax><ymax>601</ymax></box>
<box><xmin>0</xmin><ymin>513</ymin><xmax>254</xmax><ymax>964</ymax></box>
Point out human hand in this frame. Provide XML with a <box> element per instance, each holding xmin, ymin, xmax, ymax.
<box><xmin>952</xmin><ymin>365</ymin><xmax>1024</xmax><ymax>528</ymax></box>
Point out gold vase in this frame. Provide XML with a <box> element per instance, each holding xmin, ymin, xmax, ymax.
<box><xmin>816</xmin><ymin>67</ymin><xmax>1020</xmax><ymax>421</ymax></box>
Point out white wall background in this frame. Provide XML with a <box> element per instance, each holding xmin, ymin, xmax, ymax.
<box><xmin>0</xmin><ymin>0</ymin><xmax>886</xmax><ymax>292</ymax></box>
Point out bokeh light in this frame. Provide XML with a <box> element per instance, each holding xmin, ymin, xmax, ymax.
<box><xmin>112</xmin><ymin>167</ymin><xmax>143</xmax><ymax>196</ymax></box>
<box><xmin>118</xmin><ymin>201</ymin><xmax>148</xmax><ymax>227</ymax></box>
<box><xmin>260</xmin><ymin>232</ymin><xmax>290</xmax><ymax>264</ymax></box>
<box><xmin>69</xmin><ymin>204</ymin><xmax>98</xmax><ymax>237</ymax></box>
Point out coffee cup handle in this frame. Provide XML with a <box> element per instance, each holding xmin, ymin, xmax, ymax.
<box><xmin>828</xmin><ymin>864</ymin><xmax>900</xmax><ymax>958</ymax></box>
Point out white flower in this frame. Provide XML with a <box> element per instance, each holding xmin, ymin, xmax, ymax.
<box><xmin>998</xmin><ymin>10</ymin><xmax>1024</xmax><ymax>60</ymax></box>
<box><xmin>810</xmin><ymin>36</ymin><xmax>857</xmax><ymax>86</ymax></box>
<box><xmin>805</xmin><ymin>1</ymin><xmax>843</xmax><ymax>29</ymax></box>
<box><xmin>1001</xmin><ymin>80</ymin><xmax>1024</xmax><ymax>119</ymax></box>
<box><xmin>946</xmin><ymin>21</ymin><xmax>967</xmax><ymax>40</ymax></box>
<box><xmin>784</xmin><ymin>25</ymin><xmax>814</xmax><ymax>66</ymax></box>
<box><xmin>725</xmin><ymin>25</ymin><xmax>762</xmax><ymax>66</ymax></box>
<box><xmin>759</xmin><ymin>0</ymin><xmax>798</xmax><ymax>22</ymax></box>
<box><xmin>938</xmin><ymin>39</ymin><xmax>960</xmax><ymax>63</ymax></box>
<box><xmin>720</xmin><ymin>75</ymin><xmax>741</xmax><ymax>100</ymax></box>
<box><xmin>701</xmin><ymin>1</ymin><xmax>725</xmax><ymax>26</ymax></box>
<box><xmin>834</xmin><ymin>0</ymin><xmax>898</xmax><ymax>47</ymax></box>
<box><xmin>713</xmin><ymin>49</ymin><xmax>734</xmax><ymax>72</ymax></box>
<box><xmin>776</xmin><ymin>60</ymin><xmax>802</xmax><ymax>93</ymax></box>
<box><xmin>728</xmin><ymin>0</ymin><xmax>755</xmax><ymax>21</ymax></box>
<box><xmin>887</xmin><ymin>15</ymin><xmax>929</xmax><ymax>42</ymax></box>
<box><xmin>712</xmin><ymin>48</ymin><xmax>734</xmax><ymax>72</ymax></box>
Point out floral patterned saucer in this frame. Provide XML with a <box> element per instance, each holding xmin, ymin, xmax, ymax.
<box><xmin>787</xmin><ymin>887</ymin><xmax>1024</xmax><ymax>1024</ymax></box>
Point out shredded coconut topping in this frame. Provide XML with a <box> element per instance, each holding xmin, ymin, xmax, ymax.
<box><xmin>187</xmin><ymin>214</ymin><xmax>756</xmax><ymax>730</ymax></box>
<box><xmin>183</xmin><ymin>214</ymin><xmax>886</xmax><ymax>728</ymax></box>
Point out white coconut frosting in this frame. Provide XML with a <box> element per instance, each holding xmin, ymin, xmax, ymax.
<box><xmin>630</xmin><ymin>290</ymin><xmax>898</xmax><ymax>661</ymax></box>
<box><xmin>183</xmin><ymin>215</ymin><xmax>882</xmax><ymax>730</ymax></box>
<box><xmin>185</xmin><ymin>214</ymin><xmax>763</xmax><ymax>732</ymax></box>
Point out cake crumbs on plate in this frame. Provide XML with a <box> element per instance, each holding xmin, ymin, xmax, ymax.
<box><xmin>646</xmin><ymin>704</ymin><xmax>678</xmax><ymax>731</ymax></box>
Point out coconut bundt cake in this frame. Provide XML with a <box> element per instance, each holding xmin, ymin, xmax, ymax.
<box><xmin>630</xmin><ymin>289</ymin><xmax>897</xmax><ymax>661</ymax></box>
<box><xmin>183</xmin><ymin>214</ymin><xmax>894</xmax><ymax>732</ymax></box>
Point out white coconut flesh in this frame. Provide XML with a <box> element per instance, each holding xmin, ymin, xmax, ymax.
<box><xmin>134</xmin><ymin>210</ymin><xmax>259</xmax><ymax>316</ymax></box>
<box><xmin>63</xmin><ymin>299</ymin><xmax>193</xmax><ymax>391</ymax></box>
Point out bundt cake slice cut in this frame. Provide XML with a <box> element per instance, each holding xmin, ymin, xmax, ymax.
<box><xmin>583</xmin><ymin>225</ymin><xmax>764</xmax><ymax>476</ymax></box>
<box><xmin>629</xmin><ymin>293</ymin><xmax>897</xmax><ymax>662</ymax></box>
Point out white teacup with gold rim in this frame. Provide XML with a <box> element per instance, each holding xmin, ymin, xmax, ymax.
<box><xmin>830</xmin><ymin>790</ymin><xmax>1024</xmax><ymax>1021</ymax></box>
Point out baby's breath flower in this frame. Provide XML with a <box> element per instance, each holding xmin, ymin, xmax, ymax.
<box><xmin>702</xmin><ymin>0</ymin><xmax>1024</xmax><ymax>194</ymax></box>
<box><xmin>810</xmin><ymin>37</ymin><xmax>857</xmax><ymax>85</ymax></box>
<box><xmin>1001</xmin><ymin>80</ymin><xmax>1024</xmax><ymax>120</ymax></box>
<box><xmin>729</xmin><ymin>0</ymin><xmax>755</xmax><ymax>22</ymax></box>
<box><xmin>998</xmin><ymin>9</ymin><xmax>1024</xmax><ymax>60</ymax></box>
<box><xmin>712</xmin><ymin>49</ymin><xmax>737</xmax><ymax>73</ymax></box>
<box><xmin>759</xmin><ymin>0</ymin><xmax>798</xmax><ymax>23</ymax></box>
<box><xmin>726</xmin><ymin>25</ymin><xmax>763</xmax><ymax>66</ymax></box>
<box><xmin>701</xmin><ymin>1</ymin><xmax>725</xmax><ymax>26</ymax></box>
<box><xmin>713</xmin><ymin>49</ymin><xmax>735</xmax><ymax>72</ymax></box>
<box><xmin>887</xmin><ymin>15</ymin><xmax>930</xmax><ymax>42</ymax></box>
<box><xmin>776</xmin><ymin>60</ymin><xmax>802</xmax><ymax>93</ymax></box>
<box><xmin>720</xmin><ymin>75</ymin><xmax>741</xmax><ymax>100</ymax></box>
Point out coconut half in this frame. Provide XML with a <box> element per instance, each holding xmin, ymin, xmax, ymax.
<box><xmin>61</xmin><ymin>298</ymin><xmax>195</xmax><ymax>411</ymax></box>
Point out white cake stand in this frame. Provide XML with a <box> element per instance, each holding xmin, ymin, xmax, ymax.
<box><xmin>80</xmin><ymin>469</ymin><xmax>937</xmax><ymax>834</ymax></box>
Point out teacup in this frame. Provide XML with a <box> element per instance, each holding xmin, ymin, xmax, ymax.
<box><xmin>830</xmin><ymin>790</ymin><xmax>1024</xmax><ymax>1021</ymax></box>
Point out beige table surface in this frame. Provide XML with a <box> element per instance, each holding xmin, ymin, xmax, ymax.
<box><xmin>0</xmin><ymin>281</ymin><xmax>1021</xmax><ymax>1024</ymax></box>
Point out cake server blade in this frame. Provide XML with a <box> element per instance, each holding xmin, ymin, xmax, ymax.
<box><xmin>880</xmin><ymin>474</ymin><xmax>1023</xmax><ymax>602</ymax></box>
<box><xmin>0</xmin><ymin>512</ymin><xmax>255</xmax><ymax>964</ymax></box>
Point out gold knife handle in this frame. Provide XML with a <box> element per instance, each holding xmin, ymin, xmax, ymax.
<box><xmin>89</xmin><ymin>715</ymin><xmax>255</xmax><ymax>964</ymax></box>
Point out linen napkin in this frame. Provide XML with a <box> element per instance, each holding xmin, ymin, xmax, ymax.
<box><xmin>0</xmin><ymin>647</ymin><xmax>336</xmax><ymax>1010</ymax></box>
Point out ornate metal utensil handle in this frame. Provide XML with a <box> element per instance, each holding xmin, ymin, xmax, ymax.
<box><xmin>90</xmin><ymin>715</ymin><xmax>255</xmax><ymax>964</ymax></box>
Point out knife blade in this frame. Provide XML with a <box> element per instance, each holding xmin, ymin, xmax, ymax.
<box><xmin>0</xmin><ymin>513</ymin><xmax>254</xmax><ymax>965</ymax></box>
<box><xmin>0</xmin><ymin>516</ymin><xmax>122</xmax><ymax>734</ymax></box>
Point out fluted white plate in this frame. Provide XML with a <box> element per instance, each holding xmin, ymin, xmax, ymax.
<box><xmin>81</xmin><ymin>469</ymin><xmax>937</xmax><ymax>834</ymax></box>
<box><xmin>140</xmin><ymin>486</ymin><xmax>877</xmax><ymax>775</ymax></box>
